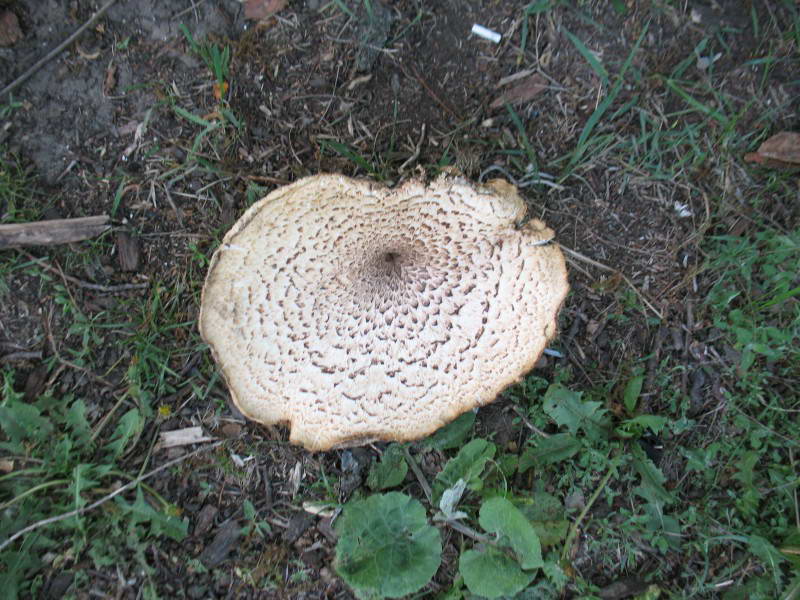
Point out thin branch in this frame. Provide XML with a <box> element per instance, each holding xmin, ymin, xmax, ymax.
<box><xmin>509</xmin><ymin>405</ymin><xmax>550</xmax><ymax>438</ymax></box>
<box><xmin>1</xmin><ymin>0</ymin><xmax>121</xmax><ymax>98</ymax></box>
<box><xmin>22</xmin><ymin>251</ymin><xmax>149</xmax><ymax>293</ymax></box>
<box><xmin>444</xmin><ymin>518</ymin><xmax>492</xmax><ymax>544</ymax></box>
<box><xmin>402</xmin><ymin>446</ymin><xmax>432</xmax><ymax>505</ymax></box>
<box><xmin>561</xmin><ymin>466</ymin><xmax>614</xmax><ymax>563</ymax></box>
<box><xmin>0</xmin><ymin>441</ymin><xmax>223</xmax><ymax>552</ymax></box>
<box><xmin>0</xmin><ymin>351</ymin><xmax>42</xmax><ymax>363</ymax></box>
<box><xmin>560</xmin><ymin>244</ymin><xmax>663</xmax><ymax>320</ymax></box>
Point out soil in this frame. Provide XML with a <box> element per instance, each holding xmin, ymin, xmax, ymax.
<box><xmin>1</xmin><ymin>0</ymin><xmax>798</xmax><ymax>598</ymax></box>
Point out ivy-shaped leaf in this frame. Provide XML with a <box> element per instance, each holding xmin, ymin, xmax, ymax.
<box><xmin>334</xmin><ymin>492</ymin><xmax>441</xmax><ymax>598</ymax></box>
<box><xmin>64</xmin><ymin>398</ymin><xmax>92</xmax><ymax>449</ymax></box>
<box><xmin>631</xmin><ymin>444</ymin><xmax>674</xmax><ymax>507</ymax></box>
<box><xmin>104</xmin><ymin>408</ymin><xmax>142</xmax><ymax>458</ymax></box>
<box><xmin>115</xmin><ymin>486</ymin><xmax>188</xmax><ymax>542</ymax></box>
<box><xmin>366</xmin><ymin>443</ymin><xmax>408</xmax><ymax>491</ymax></box>
<box><xmin>519</xmin><ymin>433</ymin><xmax>581</xmax><ymax>472</ymax></box>
<box><xmin>432</xmin><ymin>438</ymin><xmax>495</xmax><ymax>504</ymax></box>
<box><xmin>543</xmin><ymin>384</ymin><xmax>609</xmax><ymax>439</ymax></box>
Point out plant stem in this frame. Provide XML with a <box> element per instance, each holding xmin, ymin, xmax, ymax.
<box><xmin>402</xmin><ymin>446</ymin><xmax>432</xmax><ymax>505</ymax></box>
<box><xmin>561</xmin><ymin>466</ymin><xmax>614</xmax><ymax>563</ymax></box>
<box><xmin>0</xmin><ymin>479</ymin><xmax>70</xmax><ymax>511</ymax></box>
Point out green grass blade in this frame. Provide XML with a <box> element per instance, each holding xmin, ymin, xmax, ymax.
<box><xmin>664</xmin><ymin>79</ymin><xmax>729</xmax><ymax>126</ymax></box>
<box><xmin>564</xmin><ymin>28</ymin><xmax>609</xmax><ymax>86</ymax></box>
<box><xmin>319</xmin><ymin>140</ymin><xmax>376</xmax><ymax>175</ymax></box>
<box><xmin>173</xmin><ymin>105</ymin><xmax>212</xmax><ymax>128</ymax></box>
<box><xmin>562</xmin><ymin>22</ymin><xmax>648</xmax><ymax>177</ymax></box>
<box><xmin>505</xmin><ymin>103</ymin><xmax>538</xmax><ymax>174</ymax></box>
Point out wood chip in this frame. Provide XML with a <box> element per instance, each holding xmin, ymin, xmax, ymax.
<box><xmin>200</xmin><ymin>520</ymin><xmax>242</xmax><ymax>568</ymax></box>
<box><xmin>490</xmin><ymin>72</ymin><xmax>548</xmax><ymax>109</ymax></box>
<box><xmin>220</xmin><ymin>422</ymin><xmax>243</xmax><ymax>438</ymax></box>
<box><xmin>158</xmin><ymin>426</ymin><xmax>215</xmax><ymax>449</ymax></box>
<box><xmin>115</xmin><ymin>230</ymin><xmax>140</xmax><ymax>272</ymax></box>
<box><xmin>0</xmin><ymin>216</ymin><xmax>111</xmax><ymax>249</ymax></box>
<box><xmin>283</xmin><ymin>511</ymin><xmax>315</xmax><ymax>544</ymax></box>
<box><xmin>194</xmin><ymin>504</ymin><xmax>218</xmax><ymax>537</ymax></box>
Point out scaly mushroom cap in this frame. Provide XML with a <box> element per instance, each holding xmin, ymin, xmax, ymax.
<box><xmin>199</xmin><ymin>173</ymin><xmax>568</xmax><ymax>451</ymax></box>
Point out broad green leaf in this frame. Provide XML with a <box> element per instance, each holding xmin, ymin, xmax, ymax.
<box><xmin>519</xmin><ymin>433</ymin><xmax>581</xmax><ymax>472</ymax></box>
<box><xmin>514</xmin><ymin>492</ymin><xmax>569</xmax><ymax>548</ymax></box>
<box><xmin>542</xmin><ymin>384</ymin><xmax>609</xmax><ymax>439</ymax></box>
<box><xmin>623</xmin><ymin>375</ymin><xmax>644</xmax><ymax>413</ymax></box>
<box><xmin>631</xmin><ymin>444</ymin><xmax>674</xmax><ymax>506</ymax></box>
<box><xmin>479</xmin><ymin>497</ymin><xmax>542</xmax><ymax>570</ymax></box>
<box><xmin>432</xmin><ymin>438</ymin><xmax>495</xmax><ymax>504</ymax></box>
<box><xmin>423</xmin><ymin>411</ymin><xmax>476</xmax><ymax>450</ymax></box>
<box><xmin>366</xmin><ymin>443</ymin><xmax>408</xmax><ymax>491</ymax></box>
<box><xmin>104</xmin><ymin>408</ymin><xmax>142</xmax><ymax>458</ymax></box>
<box><xmin>334</xmin><ymin>492</ymin><xmax>441</xmax><ymax>598</ymax></box>
<box><xmin>459</xmin><ymin>547</ymin><xmax>534</xmax><ymax>599</ymax></box>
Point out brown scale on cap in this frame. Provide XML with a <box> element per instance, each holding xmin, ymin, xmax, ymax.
<box><xmin>199</xmin><ymin>173</ymin><xmax>569</xmax><ymax>451</ymax></box>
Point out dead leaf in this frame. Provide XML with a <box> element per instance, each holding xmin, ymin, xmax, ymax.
<box><xmin>115</xmin><ymin>230</ymin><xmax>140</xmax><ymax>272</ymax></box>
<box><xmin>0</xmin><ymin>11</ymin><xmax>22</xmax><ymax>47</ymax></box>
<box><xmin>244</xmin><ymin>0</ymin><xmax>287</xmax><ymax>20</ymax></box>
<box><xmin>213</xmin><ymin>81</ymin><xmax>228</xmax><ymax>100</ymax></box>
<box><xmin>202</xmin><ymin>110</ymin><xmax>223</xmax><ymax>121</ymax></box>
<box><xmin>490</xmin><ymin>72</ymin><xmax>548</xmax><ymax>109</ymax></box>
<box><xmin>744</xmin><ymin>131</ymin><xmax>800</xmax><ymax>168</ymax></box>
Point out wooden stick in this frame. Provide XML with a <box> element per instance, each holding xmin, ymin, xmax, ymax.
<box><xmin>0</xmin><ymin>216</ymin><xmax>111</xmax><ymax>249</ymax></box>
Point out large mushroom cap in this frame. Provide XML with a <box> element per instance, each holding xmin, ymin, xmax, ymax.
<box><xmin>199</xmin><ymin>173</ymin><xmax>568</xmax><ymax>451</ymax></box>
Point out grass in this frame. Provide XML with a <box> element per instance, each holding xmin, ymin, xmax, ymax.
<box><xmin>1</xmin><ymin>4</ymin><xmax>799</xmax><ymax>599</ymax></box>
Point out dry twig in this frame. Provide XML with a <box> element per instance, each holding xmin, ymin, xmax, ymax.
<box><xmin>0</xmin><ymin>0</ymin><xmax>121</xmax><ymax>98</ymax></box>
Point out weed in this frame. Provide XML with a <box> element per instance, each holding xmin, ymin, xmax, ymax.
<box><xmin>0</xmin><ymin>150</ymin><xmax>37</xmax><ymax>223</ymax></box>
<box><xmin>0</xmin><ymin>369</ymin><xmax>189</xmax><ymax>598</ymax></box>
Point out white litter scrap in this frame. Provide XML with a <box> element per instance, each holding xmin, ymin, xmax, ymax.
<box><xmin>471</xmin><ymin>24</ymin><xmax>501</xmax><ymax>44</ymax></box>
<box><xmin>674</xmin><ymin>201</ymin><xmax>694</xmax><ymax>218</ymax></box>
<box><xmin>230</xmin><ymin>452</ymin><xmax>255</xmax><ymax>468</ymax></box>
<box><xmin>158</xmin><ymin>426</ymin><xmax>215</xmax><ymax>449</ymax></box>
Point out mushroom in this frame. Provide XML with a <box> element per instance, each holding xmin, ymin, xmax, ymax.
<box><xmin>199</xmin><ymin>173</ymin><xmax>568</xmax><ymax>451</ymax></box>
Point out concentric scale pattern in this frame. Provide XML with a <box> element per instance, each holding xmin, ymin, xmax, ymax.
<box><xmin>199</xmin><ymin>174</ymin><xmax>568</xmax><ymax>450</ymax></box>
